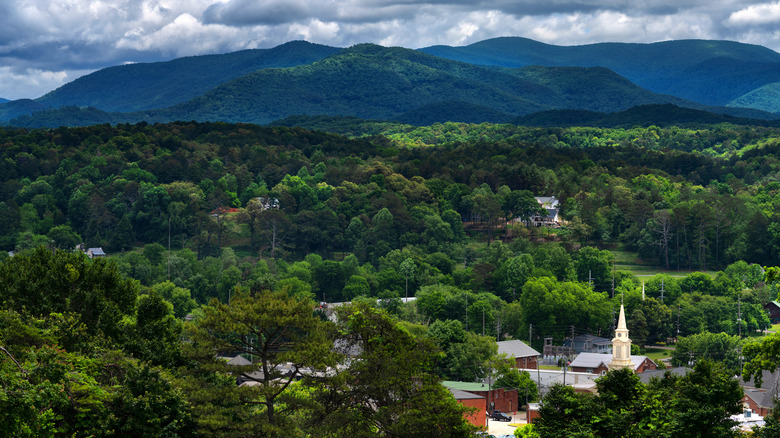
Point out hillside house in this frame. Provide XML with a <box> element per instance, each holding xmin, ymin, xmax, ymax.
<box><xmin>764</xmin><ymin>301</ymin><xmax>780</xmax><ymax>324</ymax></box>
<box><xmin>530</xmin><ymin>196</ymin><xmax>561</xmax><ymax>227</ymax></box>
<box><xmin>86</xmin><ymin>247</ymin><xmax>106</xmax><ymax>258</ymax></box>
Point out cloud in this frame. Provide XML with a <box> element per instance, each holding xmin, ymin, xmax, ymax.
<box><xmin>0</xmin><ymin>66</ymin><xmax>84</xmax><ymax>101</ymax></box>
<box><xmin>728</xmin><ymin>2</ymin><xmax>780</xmax><ymax>25</ymax></box>
<box><xmin>1</xmin><ymin>0</ymin><xmax>780</xmax><ymax>99</ymax></box>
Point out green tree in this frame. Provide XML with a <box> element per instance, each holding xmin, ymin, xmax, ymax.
<box><xmin>399</xmin><ymin>257</ymin><xmax>416</xmax><ymax>299</ymax></box>
<box><xmin>310</xmin><ymin>303</ymin><xmax>477</xmax><ymax>437</ymax></box>
<box><xmin>0</xmin><ymin>247</ymin><xmax>137</xmax><ymax>340</ymax></box>
<box><xmin>150</xmin><ymin>280</ymin><xmax>197</xmax><ymax>319</ymax></box>
<box><xmin>574</xmin><ymin>246</ymin><xmax>615</xmax><ymax>292</ymax></box>
<box><xmin>672</xmin><ymin>332</ymin><xmax>744</xmax><ymax>373</ymax></box>
<box><xmin>47</xmin><ymin>224</ymin><xmax>82</xmax><ymax>250</ymax></box>
<box><xmin>185</xmin><ymin>290</ymin><xmax>335</xmax><ymax>436</ymax></box>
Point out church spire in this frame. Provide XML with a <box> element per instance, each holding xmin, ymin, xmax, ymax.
<box><xmin>609</xmin><ymin>303</ymin><xmax>634</xmax><ymax>371</ymax></box>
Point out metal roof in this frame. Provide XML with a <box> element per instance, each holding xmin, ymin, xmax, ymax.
<box><xmin>497</xmin><ymin>340</ymin><xmax>541</xmax><ymax>358</ymax></box>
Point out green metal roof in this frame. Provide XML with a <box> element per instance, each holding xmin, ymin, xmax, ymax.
<box><xmin>442</xmin><ymin>381</ymin><xmax>491</xmax><ymax>391</ymax></box>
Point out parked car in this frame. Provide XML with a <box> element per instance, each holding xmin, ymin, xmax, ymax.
<box><xmin>489</xmin><ymin>410</ymin><xmax>512</xmax><ymax>422</ymax></box>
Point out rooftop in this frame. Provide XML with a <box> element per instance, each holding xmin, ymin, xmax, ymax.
<box><xmin>497</xmin><ymin>339</ymin><xmax>541</xmax><ymax>358</ymax></box>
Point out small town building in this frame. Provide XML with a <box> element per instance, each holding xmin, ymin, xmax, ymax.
<box><xmin>442</xmin><ymin>381</ymin><xmax>520</xmax><ymax>415</ymax></box>
<box><xmin>448</xmin><ymin>388</ymin><xmax>487</xmax><ymax>429</ymax></box>
<box><xmin>497</xmin><ymin>339</ymin><xmax>541</xmax><ymax>370</ymax></box>
<box><xmin>609</xmin><ymin>304</ymin><xmax>633</xmax><ymax>371</ymax></box>
<box><xmin>562</xmin><ymin>334</ymin><xmax>612</xmax><ymax>355</ymax></box>
<box><xmin>569</xmin><ymin>304</ymin><xmax>656</xmax><ymax>375</ymax></box>
<box><xmin>739</xmin><ymin>369</ymin><xmax>780</xmax><ymax>417</ymax></box>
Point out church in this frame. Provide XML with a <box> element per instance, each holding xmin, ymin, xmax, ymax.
<box><xmin>569</xmin><ymin>304</ymin><xmax>657</xmax><ymax>375</ymax></box>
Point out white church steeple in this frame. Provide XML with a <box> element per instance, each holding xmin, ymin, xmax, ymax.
<box><xmin>609</xmin><ymin>303</ymin><xmax>634</xmax><ymax>371</ymax></box>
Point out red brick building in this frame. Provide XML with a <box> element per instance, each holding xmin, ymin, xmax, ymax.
<box><xmin>449</xmin><ymin>388</ymin><xmax>487</xmax><ymax>429</ymax></box>
<box><xmin>443</xmin><ymin>381</ymin><xmax>520</xmax><ymax>416</ymax></box>
<box><xmin>497</xmin><ymin>339</ymin><xmax>541</xmax><ymax>370</ymax></box>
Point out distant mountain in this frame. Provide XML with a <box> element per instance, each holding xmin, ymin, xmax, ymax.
<box><xmin>0</xmin><ymin>99</ymin><xmax>48</xmax><ymax>122</ymax></box>
<box><xmin>515</xmin><ymin>104</ymin><xmax>779</xmax><ymax>128</ymax></box>
<box><xmin>267</xmin><ymin>104</ymin><xmax>780</xmax><ymax>133</ymax></box>
<box><xmin>0</xmin><ymin>98</ymin><xmax>8</xmax><ymax>104</ymax></box>
<box><xmin>143</xmin><ymin>44</ymin><xmax>704</xmax><ymax>126</ymax></box>
<box><xmin>35</xmin><ymin>40</ymin><xmax>340</xmax><ymax>112</ymax></box>
<box><xmin>728</xmin><ymin>82</ymin><xmax>780</xmax><ymax>113</ymax></box>
<box><xmin>420</xmin><ymin>38</ymin><xmax>780</xmax><ymax>109</ymax></box>
<box><xmin>7</xmin><ymin>38</ymin><xmax>780</xmax><ymax>128</ymax></box>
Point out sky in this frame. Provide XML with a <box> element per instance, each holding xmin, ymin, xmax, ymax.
<box><xmin>3</xmin><ymin>0</ymin><xmax>780</xmax><ymax>100</ymax></box>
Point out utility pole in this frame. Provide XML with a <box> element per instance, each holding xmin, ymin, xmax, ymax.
<box><xmin>482</xmin><ymin>309</ymin><xmax>485</xmax><ymax>337</ymax></box>
<box><xmin>167</xmin><ymin>216</ymin><xmax>171</xmax><ymax>281</ymax></box>
<box><xmin>529</xmin><ymin>323</ymin><xmax>533</xmax><ymax>345</ymax></box>
<box><xmin>677</xmin><ymin>304</ymin><xmax>681</xmax><ymax>337</ymax></box>
<box><xmin>738</xmin><ymin>296</ymin><xmax>742</xmax><ymax>338</ymax></box>
<box><xmin>496</xmin><ymin>316</ymin><xmax>501</xmax><ymax>342</ymax></box>
<box><xmin>611</xmin><ymin>308</ymin><xmax>616</xmax><ymax>332</ymax></box>
<box><xmin>611</xmin><ymin>274</ymin><xmax>615</xmax><ymax>299</ymax></box>
<box><xmin>588</xmin><ymin>270</ymin><xmax>593</xmax><ymax>289</ymax></box>
<box><xmin>465</xmin><ymin>295</ymin><xmax>468</xmax><ymax>332</ymax></box>
<box><xmin>660</xmin><ymin>279</ymin><xmax>665</xmax><ymax>303</ymax></box>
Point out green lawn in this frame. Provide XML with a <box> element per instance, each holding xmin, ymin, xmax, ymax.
<box><xmin>611</xmin><ymin>249</ymin><xmax>717</xmax><ymax>278</ymax></box>
<box><xmin>643</xmin><ymin>347</ymin><xmax>673</xmax><ymax>362</ymax></box>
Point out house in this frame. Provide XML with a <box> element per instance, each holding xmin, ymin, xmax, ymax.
<box><xmin>86</xmin><ymin>247</ymin><xmax>106</xmax><ymax>258</ymax></box>
<box><xmin>531</xmin><ymin>196</ymin><xmax>561</xmax><ymax>227</ymax></box>
<box><xmin>562</xmin><ymin>334</ymin><xmax>613</xmax><ymax>355</ymax></box>
<box><xmin>254</xmin><ymin>196</ymin><xmax>280</xmax><ymax>210</ymax></box>
<box><xmin>570</xmin><ymin>352</ymin><xmax>656</xmax><ymax>375</ymax></box>
<box><xmin>448</xmin><ymin>387</ymin><xmax>487</xmax><ymax>429</ymax></box>
<box><xmin>764</xmin><ymin>301</ymin><xmax>780</xmax><ymax>324</ymax></box>
<box><xmin>497</xmin><ymin>339</ymin><xmax>541</xmax><ymax>370</ymax></box>
<box><xmin>739</xmin><ymin>369</ymin><xmax>780</xmax><ymax>416</ymax></box>
<box><xmin>220</xmin><ymin>355</ymin><xmax>252</xmax><ymax>366</ymax></box>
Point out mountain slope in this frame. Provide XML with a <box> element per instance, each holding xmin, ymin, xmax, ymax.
<box><xmin>420</xmin><ymin>38</ymin><xmax>780</xmax><ymax>108</ymax></box>
<box><xmin>146</xmin><ymin>44</ymin><xmax>698</xmax><ymax>125</ymax></box>
<box><xmin>0</xmin><ymin>99</ymin><xmax>48</xmax><ymax>122</ymax></box>
<box><xmin>35</xmin><ymin>41</ymin><xmax>340</xmax><ymax>112</ymax></box>
<box><xmin>728</xmin><ymin>82</ymin><xmax>780</xmax><ymax>113</ymax></box>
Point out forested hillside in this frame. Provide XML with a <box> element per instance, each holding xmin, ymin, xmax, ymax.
<box><xmin>8</xmin><ymin>42</ymin><xmax>777</xmax><ymax>128</ymax></box>
<box><xmin>3</xmin><ymin>120</ymin><xmax>780</xmax><ymax>435</ymax></box>
<box><xmin>421</xmin><ymin>37</ymin><xmax>780</xmax><ymax>109</ymax></box>
<box><xmin>35</xmin><ymin>41</ymin><xmax>341</xmax><ymax>112</ymax></box>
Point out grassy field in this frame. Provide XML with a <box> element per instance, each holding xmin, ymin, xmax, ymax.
<box><xmin>611</xmin><ymin>248</ymin><xmax>717</xmax><ymax>278</ymax></box>
<box><xmin>644</xmin><ymin>347</ymin><xmax>674</xmax><ymax>362</ymax></box>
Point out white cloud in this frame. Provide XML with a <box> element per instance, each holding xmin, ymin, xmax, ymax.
<box><xmin>0</xmin><ymin>67</ymin><xmax>83</xmax><ymax>101</ymax></box>
<box><xmin>728</xmin><ymin>2</ymin><xmax>780</xmax><ymax>25</ymax></box>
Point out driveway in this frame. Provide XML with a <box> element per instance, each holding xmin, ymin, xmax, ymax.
<box><xmin>488</xmin><ymin>411</ymin><xmax>526</xmax><ymax>436</ymax></box>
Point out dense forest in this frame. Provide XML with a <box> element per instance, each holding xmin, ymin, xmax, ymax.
<box><xmin>3</xmin><ymin>120</ymin><xmax>780</xmax><ymax>436</ymax></box>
